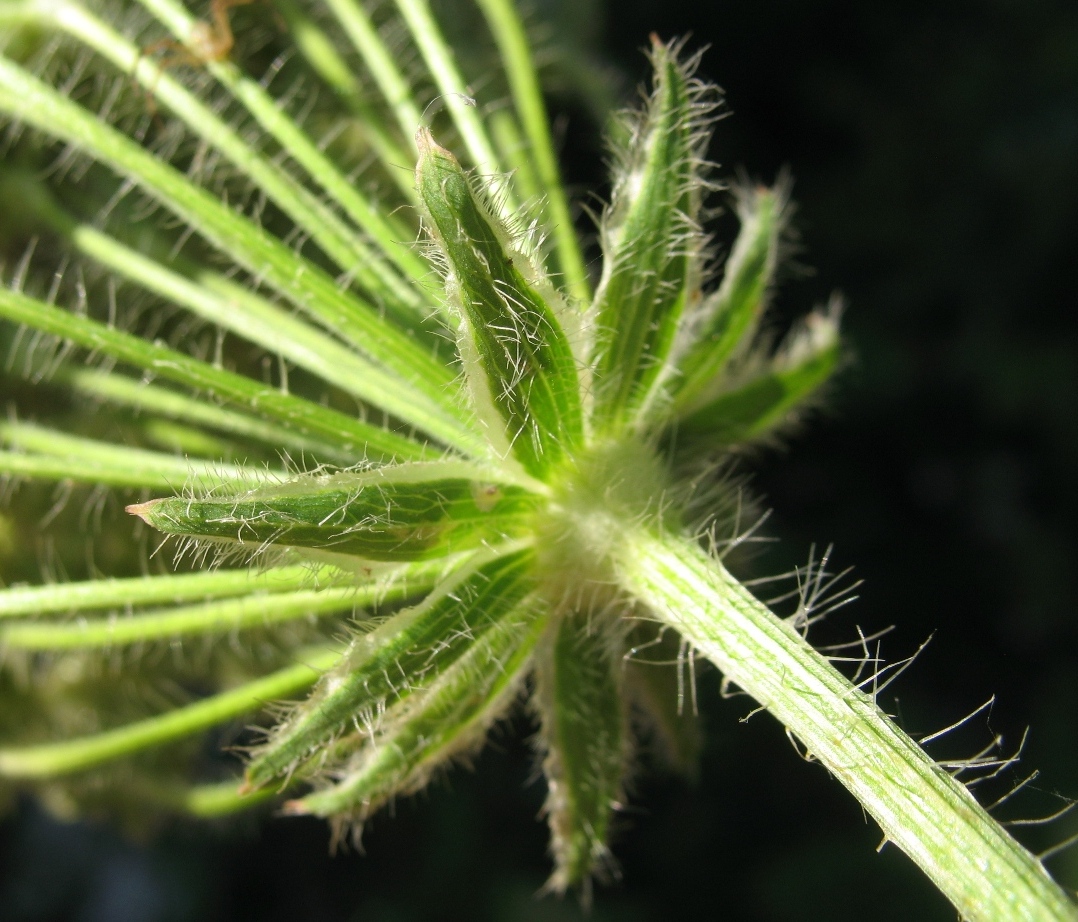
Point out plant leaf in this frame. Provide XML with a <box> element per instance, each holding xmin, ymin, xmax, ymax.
<box><xmin>292</xmin><ymin>593</ymin><xmax>546</xmax><ymax>819</ymax></box>
<box><xmin>675</xmin><ymin>304</ymin><xmax>841</xmax><ymax>449</ymax></box>
<box><xmin>535</xmin><ymin>613</ymin><xmax>627</xmax><ymax>892</ymax></box>
<box><xmin>129</xmin><ymin>463</ymin><xmax>541</xmax><ymax>561</ymax></box>
<box><xmin>670</xmin><ymin>184</ymin><xmax>786</xmax><ymax>410</ymax></box>
<box><xmin>416</xmin><ymin>129</ymin><xmax>583</xmax><ymax>477</ymax></box>
<box><xmin>589</xmin><ymin>39</ymin><xmax>715</xmax><ymax>432</ymax></box>
<box><xmin>244</xmin><ymin>547</ymin><xmax>536</xmax><ymax>789</ymax></box>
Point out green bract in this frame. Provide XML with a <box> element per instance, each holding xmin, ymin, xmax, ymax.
<box><xmin>0</xmin><ymin>1</ymin><xmax>1073</xmax><ymax>916</ymax></box>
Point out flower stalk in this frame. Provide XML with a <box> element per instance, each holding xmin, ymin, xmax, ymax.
<box><xmin>620</xmin><ymin>530</ymin><xmax>1077</xmax><ymax>920</ymax></box>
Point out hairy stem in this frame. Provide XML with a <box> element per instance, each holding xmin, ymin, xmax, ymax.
<box><xmin>619</xmin><ymin>530</ymin><xmax>1078</xmax><ymax>922</ymax></box>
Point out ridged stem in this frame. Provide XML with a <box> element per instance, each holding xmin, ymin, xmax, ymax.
<box><xmin>618</xmin><ymin>530</ymin><xmax>1078</xmax><ymax>922</ymax></box>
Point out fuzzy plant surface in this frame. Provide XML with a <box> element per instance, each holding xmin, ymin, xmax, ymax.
<box><xmin>0</xmin><ymin>0</ymin><xmax>1074</xmax><ymax>917</ymax></box>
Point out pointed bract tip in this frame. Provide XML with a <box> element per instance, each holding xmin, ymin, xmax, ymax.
<box><xmin>281</xmin><ymin>799</ymin><xmax>311</xmax><ymax>816</ymax></box>
<box><xmin>124</xmin><ymin>499</ymin><xmax>161</xmax><ymax>523</ymax></box>
<box><xmin>414</xmin><ymin>126</ymin><xmax>457</xmax><ymax>166</ymax></box>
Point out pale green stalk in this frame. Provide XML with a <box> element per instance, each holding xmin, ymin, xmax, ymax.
<box><xmin>0</xmin><ymin>647</ymin><xmax>341</xmax><ymax>777</ymax></box>
<box><xmin>18</xmin><ymin>181</ymin><xmax>442</xmax><ymax>429</ymax></box>
<box><xmin>489</xmin><ymin>109</ymin><xmax>542</xmax><ymax>206</ymax></box>
<box><xmin>271</xmin><ymin>0</ymin><xmax>417</xmax><ymax>199</ymax></box>
<box><xmin>131</xmin><ymin>0</ymin><xmax>428</xmax><ymax>288</ymax></box>
<box><xmin>0</xmin><ymin>289</ymin><xmax>429</xmax><ymax>461</ymax></box>
<box><xmin>475</xmin><ymin>0</ymin><xmax>591</xmax><ymax>303</ymax></box>
<box><xmin>394</xmin><ymin>0</ymin><xmax>517</xmax><ymax>211</ymax></box>
<box><xmin>0</xmin><ymin>559</ymin><xmax>446</xmax><ymax>646</ymax></box>
<box><xmin>0</xmin><ymin>60</ymin><xmax>467</xmax><ymax>439</ymax></box>
<box><xmin>0</xmin><ymin>566</ymin><xmax>319</xmax><ymax>618</ymax></box>
<box><xmin>64</xmin><ymin>0</ymin><xmax>421</xmax><ymax>302</ymax></box>
<box><xmin>62</xmin><ymin>369</ymin><xmax>358</xmax><ymax>463</ymax></box>
<box><xmin>322</xmin><ymin>0</ymin><xmax>425</xmax><ymax>143</ymax></box>
<box><xmin>180</xmin><ymin>779</ymin><xmax>280</xmax><ymax>816</ymax></box>
<box><xmin>0</xmin><ymin>0</ymin><xmax>425</xmax><ymax>312</ymax></box>
<box><xmin>0</xmin><ymin>587</ymin><xmax>362</xmax><ymax>648</ymax></box>
<box><xmin>0</xmin><ymin>420</ymin><xmax>276</xmax><ymax>487</ymax></box>
<box><xmin>618</xmin><ymin>530</ymin><xmax>1078</xmax><ymax>922</ymax></box>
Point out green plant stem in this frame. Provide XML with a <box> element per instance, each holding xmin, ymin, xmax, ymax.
<box><xmin>618</xmin><ymin>530</ymin><xmax>1078</xmax><ymax>922</ymax></box>
<box><xmin>127</xmin><ymin>0</ymin><xmax>427</xmax><ymax>291</ymax></box>
<box><xmin>62</xmin><ymin>370</ymin><xmax>356</xmax><ymax>463</ymax></box>
<box><xmin>0</xmin><ymin>647</ymin><xmax>342</xmax><ymax>778</ymax></box>
<box><xmin>0</xmin><ymin>288</ymin><xmax>429</xmax><ymax>462</ymax></box>
<box><xmin>18</xmin><ymin>179</ymin><xmax>430</xmax><ymax>419</ymax></box>
<box><xmin>0</xmin><ymin>588</ymin><xmax>360</xmax><ymax>649</ymax></box>
<box><xmin>394</xmin><ymin>0</ymin><xmax>516</xmax><ymax>211</ymax></box>
<box><xmin>271</xmin><ymin>0</ymin><xmax>417</xmax><ymax>200</ymax></box>
<box><xmin>0</xmin><ymin>565</ymin><xmax>321</xmax><ymax>618</ymax></box>
<box><xmin>179</xmin><ymin>779</ymin><xmax>280</xmax><ymax>816</ymax></box>
<box><xmin>0</xmin><ymin>560</ymin><xmax>442</xmax><ymax>647</ymax></box>
<box><xmin>475</xmin><ymin>0</ymin><xmax>591</xmax><ymax>303</ymax></box>
<box><xmin>0</xmin><ymin>421</ymin><xmax>276</xmax><ymax>488</ymax></box>
<box><xmin>0</xmin><ymin>58</ymin><xmax>470</xmax><ymax>443</ymax></box>
<box><xmin>322</xmin><ymin>0</ymin><xmax>424</xmax><ymax>145</ymax></box>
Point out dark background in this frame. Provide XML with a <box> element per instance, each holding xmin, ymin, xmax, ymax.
<box><xmin>2</xmin><ymin>0</ymin><xmax>1077</xmax><ymax>919</ymax></box>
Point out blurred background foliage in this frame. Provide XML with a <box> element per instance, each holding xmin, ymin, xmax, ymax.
<box><xmin>0</xmin><ymin>0</ymin><xmax>1076</xmax><ymax>918</ymax></box>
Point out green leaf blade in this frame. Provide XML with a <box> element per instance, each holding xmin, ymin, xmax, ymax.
<box><xmin>671</xmin><ymin>184</ymin><xmax>786</xmax><ymax>410</ymax></box>
<box><xmin>535</xmin><ymin>613</ymin><xmax>627</xmax><ymax>892</ymax></box>
<box><xmin>293</xmin><ymin>594</ymin><xmax>546</xmax><ymax>819</ymax></box>
<box><xmin>416</xmin><ymin>130</ymin><xmax>583</xmax><ymax>478</ymax></box>
<box><xmin>674</xmin><ymin>305</ymin><xmax>841</xmax><ymax>450</ymax></box>
<box><xmin>130</xmin><ymin>464</ymin><xmax>541</xmax><ymax>562</ymax></box>
<box><xmin>590</xmin><ymin>41</ymin><xmax>715</xmax><ymax>432</ymax></box>
<box><xmin>244</xmin><ymin>547</ymin><xmax>536</xmax><ymax>790</ymax></box>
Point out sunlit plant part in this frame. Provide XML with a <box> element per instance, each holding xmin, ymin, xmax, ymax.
<box><xmin>0</xmin><ymin>0</ymin><xmax>1073</xmax><ymax>916</ymax></box>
